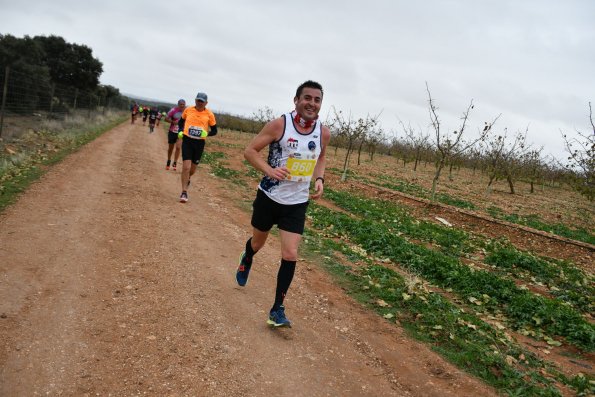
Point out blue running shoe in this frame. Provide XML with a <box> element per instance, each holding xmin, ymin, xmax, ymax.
<box><xmin>267</xmin><ymin>306</ymin><xmax>291</xmax><ymax>327</ymax></box>
<box><xmin>235</xmin><ymin>251</ymin><xmax>251</xmax><ymax>286</ymax></box>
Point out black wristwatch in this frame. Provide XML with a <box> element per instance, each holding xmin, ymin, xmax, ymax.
<box><xmin>315</xmin><ymin>176</ymin><xmax>325</xmax><ymax>184</ymax></box>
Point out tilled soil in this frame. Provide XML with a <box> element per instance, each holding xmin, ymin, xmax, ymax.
<box><xmin>0</xmin><ymin>122</ymin><xmax>496</xmax><ymax>396</ymax></box>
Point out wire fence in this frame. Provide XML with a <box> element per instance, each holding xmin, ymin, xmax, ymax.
<box><xmin>0</xmin><ymin>65</ymin><xmax>129</xmax><ymax>138</ymax></box>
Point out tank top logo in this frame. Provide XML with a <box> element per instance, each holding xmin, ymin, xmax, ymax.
<box><xmin>287</xmin><ymin>137</ymin><xmax>299</xmax><ymax>149</ymax></box>
<box><xmin>308</xmin><ymin>141</ymin><xmax>317</xmax><ymax>151</ymax></box>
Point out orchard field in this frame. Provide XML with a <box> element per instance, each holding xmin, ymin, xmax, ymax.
<box><xmin>0</xmin><ymin>121</ymin><xmax>593</xmax><ymax>396</ymax></box>
<box><xmin>210</xmin><ymin>128</ymin><xmax>594</xmax><ymax>396</ymax></box>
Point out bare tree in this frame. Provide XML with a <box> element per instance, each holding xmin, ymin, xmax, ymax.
<box><xmin>328</xmin><ymin>107</ymin><xmax>380</xmax><ymax>181</ymax></box>
<box><xmin>561</xmin><ymin>102</ymin><xmax>595</xmax><ymax>201</ymax></box>
<box><xmin>250</xmin><ymin>106</ymin><xmax>276</xmax><ymax>134</ymax></box>
<box><xmin>447</xmin><ymin>150</ymin><xmax>464</xmax><ymax>181</ymax></box>
<box><xmin>356</xmin><ymin>118</ymin><xmax>384</xmax><ymax>166</ymax></box>
<box><xmin>356</xmin><ymin>128</ymin><xmax>368</xmax><ymax>166</ymax></box>
<box><xmin>252</xmin><ymin>106</ymin><xmax>275</xmax><ymax>123</ymax></box>
<box><xmin>399</xmin><ymin>119</ymin><xmax>430</xmax><ymax>172</ymax></box>
<box><xmin>330</xmin><ymin>133</ymin><xmax>346</xmax><ymax>156</ymax></box>
<box><xmin>466</xmin><ymin>146</ymin><xmax>483</xmax><ymax>176</ymax></box>
<box><xmin>482</xmin><ymin>127</ymin><xmax>529</xmax><ymax>194</ymax></box>
<box><xmin>522</xmin><ymin>148</ymin><xmax>544</xmax><ymax>194</ymax></box>
<box><xmin>386</xmin><ymin>129</ymin><xmax>400</xmax><ymax>157</ymax></box>
<box><xmin>499</xmin><ymin>127</ymin><xmax>530</xmax><ymax>194</ymax></box>
<box><xmin>480</xmin><ymin>132</ymin><xmax>504</xmax><ymax>190</ymax></box>
<box><xmin>426</xmin><ymin>83</ymin><xmax>500</xmax><ymax>200</ymax></box>
<box><xmin>366</xmin><ymin>126</ymin><xmax>385</xmax><ymax>162</ymax></box>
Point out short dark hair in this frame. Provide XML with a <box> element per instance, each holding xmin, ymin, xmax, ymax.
<box><xmin>295</xmin><ymin>80</ymin><xmax>323</xmax><ymax>99</ymax></box>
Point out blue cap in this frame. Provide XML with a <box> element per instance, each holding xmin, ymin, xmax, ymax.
<box><xmin>178</xmin><ymin>98</ymin><xmax>186</xmax><ymax>105</ymax></box>
<box><xmin>195</xmin><ymin>92</ymin><xmax>208</xmax><ymax>102</ymax></box>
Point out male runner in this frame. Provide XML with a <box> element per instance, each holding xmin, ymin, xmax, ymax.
<box><xmin>148</xmin><ymin>107</ymin><xmax>161</xmax><ymax>133</ymax></box>
<box><xmin>178</xmin><ymin>92</ymin><xmax>217</xmax><ymax>203</ymax></box>
<box><xmin>130</xmin><ymin>102</ymin><xmax>138</xmax><ymax>124</ymax></box>
<box><xmin>235</xmin><ymin>80</ymin><xmax>330</xmax><ymax>327</ymax></box>
<box><xmin>142</xmin><ymin>106</ymin><xmax>149</xmax><ymax>125</ymax></box>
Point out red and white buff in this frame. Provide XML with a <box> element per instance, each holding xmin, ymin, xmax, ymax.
<box><xmin>293</xmin><ymin>111</ymin><xmax>317</xmax><ymax>128</ymax></box>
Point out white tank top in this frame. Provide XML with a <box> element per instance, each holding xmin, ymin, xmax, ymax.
<box><xmin>259</xmin><ymin>111</ymin><xmax>323</xmax><ymax>205</ymax></box>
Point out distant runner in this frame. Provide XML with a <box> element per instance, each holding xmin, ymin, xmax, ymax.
<box><xmin>130</xmin><ymin>102</ymin><xmax>138</xmax><ymax>124</ymax></box>
<box><xmin>142</xmin><ymin>106</ymin><xmax>149</xmax><ymax>125</ymax></box>
<box><xmin>148</xmin><ymin>107</ymin><xmax>161</xmax><ymax>133</ymax></box>
<box><xmin>178</xmin><ymin>92</ymin><xmax>217</xmax><ymax>203</ymax></box>
<box><xmin>164</xmin><ymin>99</ymin><xmax>186</xmax><ymax>171</ymax></box>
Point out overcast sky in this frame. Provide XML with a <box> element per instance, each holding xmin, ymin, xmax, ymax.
<box><xmin>1</xmin><ymin>0</ymin><xmax>593</xmax><ymax>160</ymax></box>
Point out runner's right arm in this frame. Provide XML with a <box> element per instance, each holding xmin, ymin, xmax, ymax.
<box><xmin>244</xmin><ymin>117</ymin><xmax>288</xmax><ymax>181</ymax></box>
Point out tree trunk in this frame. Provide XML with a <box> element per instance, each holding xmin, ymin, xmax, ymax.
<box><xmin>485</xmin><ymin>173</ymin><xmax>497</xmax><ymax>195</ymax></box>
<box><xmin>357</xmin><ymin>141</ymin><xmax>364</xmax><ymax>166</ymax></box>
<box><xmin>487</xmin><ymin>173</ymin><xmax>496</xmax><ymax>187</ymax></box>
<box><xmin>414</xmin><ymin>149</ymin><xmax>420</xmax><ymax>171</ymax></box>
<box><xmin>431</xmin><ymin>159</ymin><xmax>445</xmax><ymax>200</ymax></box>
<box><xmin>341</xmin><ymin>140</ymin><xmax>354</xmax><ymax>181</ymax></box>
<box><xmin>506</xmin><ymin>173</ymin><xmax>515</xmax><ymax>194</ymax></box>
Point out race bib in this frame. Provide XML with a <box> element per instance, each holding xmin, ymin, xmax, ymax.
<box><xmin>188</xmin><ymin>126</ymin><xmax>207</xmax><ymax>139</ymax></box>
<box><xmin>286</xmin><ymin>157</ymin><xmax>316</xmax><ymax>182</ymax></box>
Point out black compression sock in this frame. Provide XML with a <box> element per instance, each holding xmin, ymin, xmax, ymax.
<box><xmin>272</xmin><ymin>259</ymin><xmax>296</xmax><ymax>310</ymax></box>
<box><xmin>243</xmin><ymin>237</ymin><xmax>256</xmax><ymax>264</ymax></box>
<box><xmin>167</xmin><ymin>159</ymin><xmax>171</xmax><ymax>166</ymax></box>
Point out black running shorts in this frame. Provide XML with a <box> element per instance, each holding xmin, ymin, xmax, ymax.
<box><xmin>167</xmin><ymin>131</ymin><xmax>179</xmax><ymax>144</ymax></box>
<box><xmin>251</xmin><ymin>189</ymin><xmax>309</xmax><ymax>234</ymax></box>
<box><xmin>182</xmin><ymin>137</ymin><xmax>206</xmax><ymax>164</ymax></box>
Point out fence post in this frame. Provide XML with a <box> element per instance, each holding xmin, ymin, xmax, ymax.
<box><xmin>73</xmin><ymin>88</ymin><xmax>78</xmax><ymax>110</ymax></box>
<box><xmin>102</xmin><ymin>93</ymin><xmax>107</xmax><ymax>115</ymax></box>
<box><xmin>49</xmin><ymin>83</ymin><xmax>55</xmax><ymax>115</ymax></box>
<box><xmin>0</xmin><ymin>65</ymin><xmax>10</xmax><ymax>138</ymax></box>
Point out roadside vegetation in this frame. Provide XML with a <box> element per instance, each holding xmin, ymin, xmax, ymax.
<box><xmin>0</xmin><ymin>111</ymin><xmax>127</xmax><ymax>212</ymax></box>
<box><xmin>203</xmin><ymin>130</ymin><xmax>594</xmax><ymax>397</ymax></box>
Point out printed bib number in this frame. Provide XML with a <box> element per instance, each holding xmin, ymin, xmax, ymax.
<box><xmin>188</xmin><ymin>126</ymin><xmax>207</xmax><ymax>139</ymax></box>
<box><xmin>286</xmin><ymin>157</ymin><xmax>316</xmax><ymax>182</ymax></box>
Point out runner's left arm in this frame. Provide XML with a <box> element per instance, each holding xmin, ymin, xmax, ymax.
<box><xmin>310</xmin><ymin>125</ymin><xmax>331</xmax><ymax>200</ymax></box>
<box><xmin>207</xmin><ymin>111</ymin><xmax>217</xmax><ymax>136</ymax></box>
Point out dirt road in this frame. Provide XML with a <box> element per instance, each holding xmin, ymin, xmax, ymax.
<box><xmin>0</xmin><ymin>122</ymin><xmax>496</xmax><ymax>396</ymax></box>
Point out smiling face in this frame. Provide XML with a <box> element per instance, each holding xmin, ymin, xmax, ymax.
<box><xmin>294</xmin><ymin>87</ymin><xmax>322</xmax><ymax>121</ymax></box>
